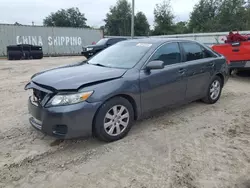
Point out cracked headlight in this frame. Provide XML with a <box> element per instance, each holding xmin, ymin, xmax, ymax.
<box><xmin>47</xmin><ymin>91</ymin><xmax>93</xmax><ymax>106</ymax></box>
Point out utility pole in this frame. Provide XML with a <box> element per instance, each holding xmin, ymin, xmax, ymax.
<box><xmin>131</xmin><ymin>0</ymin><xmax>135</xmax><ymax>38</ymax></box>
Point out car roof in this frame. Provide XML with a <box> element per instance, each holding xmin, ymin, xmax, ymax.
<box><xmin>125</xmin><ymin>37</ymin><xmax>198</xmax><ymax>45</ymax></box>
<box><xmin>105</xmin><ymin>37</ymin><xmax>128</xmax><ymax>40</ymax></box>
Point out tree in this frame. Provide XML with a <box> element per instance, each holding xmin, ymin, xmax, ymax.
<box><xmin>173</xmin><ymin>21</ymin><xmax>189</xmax><ymax>34</ymax></box>
<box><xmin>153</xmin><ymin>0</ymin><xmax>175</xmax><ymax>35</ymax></box>
<box><xmin>245</xmin><ymin>0</ymin><xmax>250</xmax><ymax>29</ymax></box>
<box><xmin>43</xmin><ymin>7</ymin><xmax>88</xmax><ymax>28</ymax></box>
<box><xmin>104</xmin><ymin>0</ymin><xmax>132</xmax><ymax>36</ymax></box>
<box><xmin>216</xmin><ymin>0</ymin><xmax>247</xmax><ymax>31</ymax></box>
<box><xmin>134</xmin><ymin>12</ymin><xmax>150</xmax><ymax>36</ymax></box>
<box><xmin>188</xmin><ymin>0</ymin><xmax>220</xmax><ymax>33</ymax></box>
<box><xmin>104</xmin><ymin>0</ymin><xmax>150</xmax><ymax>36</ymax></box>
<box><xmin>188</xmin><ymin>0</ymin><xmax>249</xmax><ymax>32</ymax></box>
<box><xmin>14</xmin><ymin>22</ymin><xmax>22</xmax><ymax>26</ymax></box>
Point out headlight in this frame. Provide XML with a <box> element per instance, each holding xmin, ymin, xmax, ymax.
<box><xmin>86</xmin><ymin>47</ymin><xmax>93</xmax><ymax>51</ymax></box>
<box><xmin>47</xmin><ymin>91</ymin><xmax>93</xmax><ymax>106</ymax></box>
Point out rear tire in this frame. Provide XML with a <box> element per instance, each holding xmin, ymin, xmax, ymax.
<box><xmin>7</xmin><ymin>54</ymin><xmax>12</xmax><ymax>60</ymax></box>
<box><xmin>202</xmin><ymin>76</ymin><xmax>222</xmax><ymax>104</ymax></box>
<box><xmin>93</xmin><ymin>97</ymin><xmax>134</xmax><ymax>142</ymax></box>
<box><xmin>229</xmin><ymin>69</ymin><xmax>233</xmax><ymax>75</ymax></box>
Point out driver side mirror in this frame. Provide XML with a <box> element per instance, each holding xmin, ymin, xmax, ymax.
<box><xmin>145</xmin><ymin>60</ymin><xmax>164</xmax><ymax>70</ymax></box>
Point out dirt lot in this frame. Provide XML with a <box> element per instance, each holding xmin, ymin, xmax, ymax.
<box><xmin>0</xmin><ymin>57</ymin><xmax>249</xmax><ymax>188</ymax></box>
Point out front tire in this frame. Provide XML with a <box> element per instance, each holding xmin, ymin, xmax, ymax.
<box><xmin>93</xmin><ymin>97</ymin><xmax>134</xmax><ymax>142</ymax></box>
<box><xmin>202</xmin><ymin>76</ymin><xmax>222</xmax><ymax>104</ymax></box>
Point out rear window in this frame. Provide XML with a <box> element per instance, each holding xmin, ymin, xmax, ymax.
<box><xmin>96</xmin><ymin>38</ymin><xmax>109</xmax><ymax>45</ymax></box>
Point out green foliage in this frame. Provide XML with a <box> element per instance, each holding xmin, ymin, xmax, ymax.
<box><xmin>104</xmin><ymin>0</ymin><xmax>150</xmax><ymax>36</ymax></box>
<box><xmin>153</xmin><ymin>0</ymin><xmax>175</xmax><ymax>35</ymax></box>
<box><xmin>173</xmin><ymin>21</ymin><xmax>189</xmax><ymax>34</ymax></box>
<box><xmin>246</xmin><ymin>0</ymin><xmax>250</xmax><ymax>29</ymax></box>
<box><xmin>188</xmin><ymin>0</ymin><xmax>220</xmax><ymax>33</ymax></box>
<box><xmin>134</xmin><ymin>12</ymin><xmax>150</xmax><ymax>36</ymax></box>
<box><xmin>43</xmin><ymin>0</ymin><xmax>250</xmax><ymax>36</ymax></box>
<box><xmin>189</xmin><ymin>0</ymin><xmax>250</xmax><ymax>32</ymax></box>
<box><xmin>14</xmin><ymin>22</ymin><xmax>22</xmax><ymax>26</ymax></box>
<box><xmin>216</xmin><ymin>0</ymin><xmax>247</xmax><ymax>31</ymax></box>
<box><xmin>43</xmin><ymin>7</ymin><xmax>88</xmax><ymax>28</ymax></box>
<box><xmin>104</xmin><ymin>0</ymin><xmax>132</xmax><ymax>36</ymax></box>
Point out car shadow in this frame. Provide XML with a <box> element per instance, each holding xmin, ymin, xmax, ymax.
<box><xmin>44</xmin><ymin>71</ymin><xmax>250</xmax><ymax>150</ymax></box>
<box><xmin>47</xmin><ymin>100</ymin><xmax>200</xmax><ymax>149</ymax></box>
<box><xmin>235</xmin><ymin>178</ymin><xmax>250</xmax><ymax>188</ymax></box>
<box><xmin>231</xmin><ymin>70</ymin><xmax>250</xmax><ymax>81</ymax></box>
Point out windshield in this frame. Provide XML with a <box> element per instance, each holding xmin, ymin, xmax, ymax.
<box><xmin>88</xmin><ymin>41</ymin><xmax>152</xmax><ymax>69</ymax></box>
<box><xmin>96</xmin><ymin>38</ymin><xmax>109</xmax><ymax>45</ymax></box>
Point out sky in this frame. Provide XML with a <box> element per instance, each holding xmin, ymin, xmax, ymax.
<box><xmin>0</xmin><ymin>0</ymin><xmax>199</xmax><ymax>27</ymax></box>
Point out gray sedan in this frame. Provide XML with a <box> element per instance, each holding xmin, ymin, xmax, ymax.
<box><xmin>25</xmin><ymin>38</ymin><xmax>229</xmax><ymax>142</ymax></box>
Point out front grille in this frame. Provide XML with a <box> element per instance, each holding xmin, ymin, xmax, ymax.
<box><xmin>33</xmin><ymin>88</ymin><xmax>47</xmax><ymax>104</ymax></box>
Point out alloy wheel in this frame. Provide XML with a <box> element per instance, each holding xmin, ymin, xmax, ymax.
<box><xmin>210</xmin><ymin>80</ymin><xmax>221</xmax><ymax>100</ymax></box>
<box><xmin>104</xmin><ymin>105</ymin><xmax>130</xmax><ymax>136</ymax></box>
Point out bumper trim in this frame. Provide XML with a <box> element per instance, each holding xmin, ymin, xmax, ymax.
<box><xmin>81</xmin><ymin>51</ymin><xmax>95</xmax><ymax>58</ymax></box>
<box><xmin>52</xmin><ymin>130</ymin><xmax>66</xmax><ymax>137</ymax></box>
<box><xmin>29</xmin><ymin>117</ymin><xmax>42</xmax><ymax>130</ymax></box>
<box><xmin>229</xmin><ymin>61</ymin><xmax>250</xmax><ymax>69</ymax></box>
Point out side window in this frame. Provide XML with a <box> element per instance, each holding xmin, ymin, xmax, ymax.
<box><xmin>107</xmin><ymin>39</ymin><xmax>116</xmax><ymax>45</ymax></box>
<box><xmin>182</xmin><ymin>42</ymin><xmax>213</xmax><ymax>61</ymax></box>
<box><xmin>200</xmin><ymin>46</ymin><xmax>214</xmax><ymax>58</ymax></box>
<box><xmin>150</xmin><ymin>43</ymin><xmax>181</xmax><ymax>66</ymax></box>
<box><xmin>182</xmin><ymin>42</ymin><xmax>204</xmax><ymax>61</ymax></box>
<box><xmin>22</xmin><ymin>46</ymin><xmax>30</xmax><ymax>51</ymax></box>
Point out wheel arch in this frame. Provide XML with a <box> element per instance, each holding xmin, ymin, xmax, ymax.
<box><xmin>91</xmin><ymin>94</ymin><xmax>138</xmax><ymax>135</ymax></box>
<box><xmin>215</xmin><ymin>73</ymin><xmax>224</xmax><ymax>87</ymax></box>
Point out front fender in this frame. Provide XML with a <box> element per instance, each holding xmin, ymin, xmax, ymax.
<box><xmin>82</xmin><ymin>75</ymin><xmax>141</xmax><ymax>117</ymax></box>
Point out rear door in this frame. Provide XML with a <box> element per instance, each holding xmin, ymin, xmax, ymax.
<box><xmin>180</xmin><ymin>42</ymin><xmax>215</xmax><ymax>100</ymax></box>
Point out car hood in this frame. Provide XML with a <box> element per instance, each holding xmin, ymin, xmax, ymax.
<box><xmin>29</xmin><ymin>62</ymin><xmax>126</xmax><ymax>91</ymax></box>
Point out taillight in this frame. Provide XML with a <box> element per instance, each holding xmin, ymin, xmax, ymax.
<box><xmin>226</xmin><ymin>59</ymin><xmax>230</xmax><ymax>64</ymax></box>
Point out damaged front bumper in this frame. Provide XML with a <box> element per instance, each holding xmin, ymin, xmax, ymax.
<box><xmin>25</xmin><ymin>81</ymin><xmax>102</xmax><ymax>139</ymax></box>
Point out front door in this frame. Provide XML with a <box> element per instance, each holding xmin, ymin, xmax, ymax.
<box><xmin>140</xmin><ymin>42</ymin><xmax>188</xmax><ymax>113</ymax></box>
<box><xmin>180</xmin><ymin>42</ymin><xmax>215</xmax><ymax>100</ymax></box>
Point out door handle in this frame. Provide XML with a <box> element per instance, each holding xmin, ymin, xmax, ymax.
<box><xmin>178</xmin><ymin>68</ymin><xmax>185</xmax><ymax>74</ymax></box>
<box><xmin>208</xmin><ymin>62</ymin><xmax>215</xmax><ymax>67</ymax></box>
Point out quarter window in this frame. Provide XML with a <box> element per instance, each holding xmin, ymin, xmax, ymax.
<box><xmin>202</xmin><ymin>47</ymin><xmax>214</xmax><ymax>58</ymax></box>
<box><xmin>150</xmin><ymin>43</ymin><xmax>181</xmax><ymax>66</ymax></box>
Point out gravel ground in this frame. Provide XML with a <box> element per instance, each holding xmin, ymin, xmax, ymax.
<box><xmin>0</xmin><ymin>57</ymin><xmax>249</xmax><ymax>188</ymax></box>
